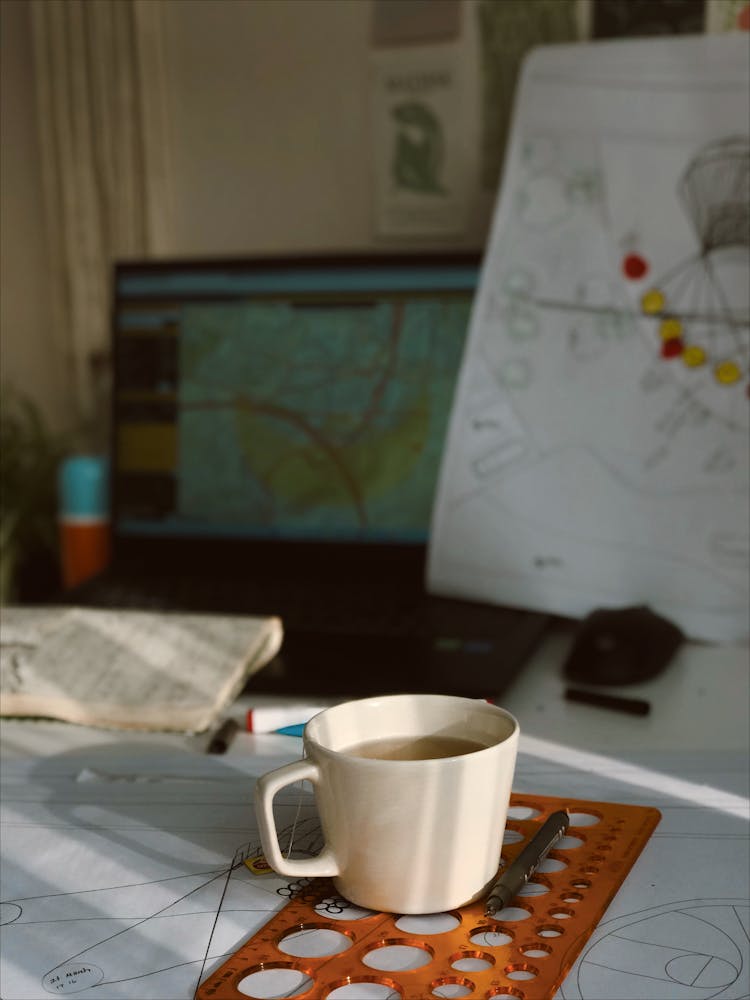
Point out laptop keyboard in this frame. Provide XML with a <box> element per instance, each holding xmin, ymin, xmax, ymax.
<box><xmin>70</xmin><ymin>572</ymin><xmax>535</xmax><ymax>638</ymax></box>
<box><xmin>68</xmin><ymin>571</ymin><xmax>550</xmax><ymax>696</ymax></box>
<box><xmin>74</xmin><ymin>574</ymin><xmax>404</xmax><ymax>622</ymax></box>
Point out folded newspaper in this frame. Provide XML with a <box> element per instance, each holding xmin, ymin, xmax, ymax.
<box><xmin>0</xmin><ymin>606</ymin><xmax>283</xmax><ymax>732</ymax></box>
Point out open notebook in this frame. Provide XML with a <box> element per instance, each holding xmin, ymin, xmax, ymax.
<box><xmin>73</xmin><ymin>253</ymin><xmax>549</xmax><ymax>696</ymax></box>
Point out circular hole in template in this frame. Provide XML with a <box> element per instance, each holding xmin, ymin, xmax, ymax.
<box><xmin>431</xmin><ymin>977</ymin><xmax>475</xmax><ymax>998</ymax></box>
<box><xmin>570</xmin><ymin>879</ymin><xmax>591</xmax><ymax>890</ymax></box>
<box><xmin>505</xmin><ymin>964</ymin><xmax>539</xmax><ymax>982</ymax></box>
<box><xmin>326</xmin><ymin>978</ymin><xmax>402</xmax><ymax>999</ymax></box>
<box><xmin>536</xmin><ymin>854</ymin><xmax>568</xmax><ymax>874</ymax></box>
<box><xmin>560</xmin><ymin>892</ymin><xmax>584</xmax><ymax>904</ymax></box>
<box><xmin>556</xmin><ymin>834</ymin><xmax>585</xmax><ymax>850</ymax></box>
<box><xmin>469</xmin><ymin>927</ymin><xmax>514</xmax><ymax>948</ymax></box>
<box><xmin>582</xmin><ymin>865</ymin><xmax>600</xmax><ymax>875</ymax></box>
<box><xmin>237</xmin><ymin>965</ymin><xmax>314</xmax><ymax>999</ymax></box>
<box><xmin>486</xmin><ymin>988</ymin><xmax>525</xmax><ymax>999</ymax></box>
<box><xmin>488</xmin><ymin>906</ymin><xmax>532</xmax><ymax>923</ymax></box>
<box><xmin>450</xmin><ymin>951</ymin><xmax>495</xmax><ymax>972</ymax></box>
<box><xmin>503</xmin><ymin>828</ymin><xmax>525</xmax><ymax>845</ymax></box>
<box><xmin>316</xmin><ymin>900</ymin><xmax>377</xmax><ymax>921</ymax></box>
<box><xmin>567</xmin><ymin>811</ymin><xmax>601</xmax><ymax>827</ymax></box>
<box><xmin>548</xmin><ymin>906</ymin><xmax>575</xmax><ymax>920</ymax></box>
<box><xmin>520</xmin><ymin>943</ymin><xmax>552</xmax><ymax>959</ymax></box>
<box><xmin>589</xmin><ymin>854</ymin><xmax>606</xmax><ymax>863</ymax></box>
<box><xmin>363</xmin><ymin>942</ymin><xmax>433</xmax><ymax>972</ymax></box>
<box><xmin>278</xmin><ymin>926</ymin><xmax>353</xmax><ymax>958</ymax></box>
<box><xmin>395</xmin><ymin>913</ymin><xmax>461</xmax><ymax>935</ymax></box>
<box><xmin>507</xmin><ymin>804</ymin><xmax>542</xmax><ymax>821</ymax></box>
<box><xmin>537</xmin><ymin>925</ymin><xmax>564</xmax><ymax>939</ymax></box>
<box><xmin>517</xmin><ymin>878</ymin><xmax>551</xmax><ymax>898</ymax></box>
<box><xmin>594</xmin><ymin>843</ymin><xmax>612</xmax><ymax>853</ymax></box>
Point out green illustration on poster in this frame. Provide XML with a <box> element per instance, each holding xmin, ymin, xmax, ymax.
<box><xmin>371</xmin><ymin>44</ymin><xmax>468</xmax><ymax>237</ymax></box>
<box><xmin>391</xmin><ymin>101</ymin><xmax>447</xmax><ymax>196</ymax></box>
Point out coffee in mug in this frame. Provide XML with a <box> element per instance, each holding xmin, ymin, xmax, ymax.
<box><xmin>344</xmin><ymin>734</ymin><xmax>488</xmax><ymax>760</ymax></box>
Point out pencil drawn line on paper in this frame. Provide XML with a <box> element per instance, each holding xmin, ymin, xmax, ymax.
<box><xmin>0</xmin><ymin>812</ymin><xmax>332</xmax><ymax>996</ymax></box>
<box><xmin>560</xmin><ymin>898</ymin><xmax>750</xmax><ymax>1000</ymax></box>
<box><xmin>429</xmin><ymin>78</ymin><xmax>749</xmax><ymax>639</ymax></box>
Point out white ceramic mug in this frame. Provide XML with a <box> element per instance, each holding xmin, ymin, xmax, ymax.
<box><xmin>253</xmin><ymin>693</ymin><xmax>519</xmax><ymax>913</ymax></box>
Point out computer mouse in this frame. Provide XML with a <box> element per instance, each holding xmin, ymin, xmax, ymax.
<box><xmin>563</xmin><ymin>605</ymin><xmax>684</xmax><ymax>686</ymax></box>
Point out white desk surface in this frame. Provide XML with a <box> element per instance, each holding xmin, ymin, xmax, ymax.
<box><xmin>2</xmin><ymin>624</ymin><xmax>748</xmax><ymax>1000</ymax></box>
<box><xmin>502</xmin><ymin>624</ymin><xmax>750</xmax><ymax>753</ymax></box>
<box><xmin>2</xmin><ymin>621</ymin><xmax>748</xmax><ymax>757</ymax></box>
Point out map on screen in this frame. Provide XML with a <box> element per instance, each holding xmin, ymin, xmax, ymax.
<box><xmin>177</xmin><ymin>298</ymin><xmax>470</xmax><ymax>541</ymax></box>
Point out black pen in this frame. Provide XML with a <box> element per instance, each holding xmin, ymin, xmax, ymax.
<box><xmin>485</xmin><ymin>810</ymin><xmax>570</xmax><ymax>917</ymax></box>
<box><xmin>207</xmin><ymin>718</ymin><xmax>240</xmax><ymax>754</ymax></box>
<box><xmin>565</xmin><ymin>687</ymin><xmax>650</xmax><ymax>716</ymax></box>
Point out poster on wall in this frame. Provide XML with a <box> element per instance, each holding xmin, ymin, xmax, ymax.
<box><xmin>370</xmin><ymin>45</ymin><xmax>470</xmax><ymax>238</ymax></box>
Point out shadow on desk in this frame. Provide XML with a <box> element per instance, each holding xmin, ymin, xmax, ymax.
<box><xmin>2</xmin><ymin>738</ymin><xmax>317</xmax><ymax>998</ymax></box>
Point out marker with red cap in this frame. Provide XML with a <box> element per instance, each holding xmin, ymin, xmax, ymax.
<box><xmin>246</xmin><ymin>703</ymin><xmax>333</xmax><ymax>736</ymax></box>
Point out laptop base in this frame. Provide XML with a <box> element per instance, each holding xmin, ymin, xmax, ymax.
<box><xmin>68</xmin><ymin>570</ymin><xmax>549</xmax><ymax>699</ymax></box>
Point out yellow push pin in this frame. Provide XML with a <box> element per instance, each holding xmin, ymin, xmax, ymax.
<box><xmin>715</xmin><ymin>360</ymin><xmax>741</xmax><ymax>384</ymax></box>
<box><xmin>641</xmin><ymin>288</ymin><xmax>665</xmax><ymax>314</ymax></box>
<box><xmin>682</xmin><ymin>345</ymin><xmax>707</xmax><ymax>368</ymax></box>
<box><xmin>659</xmin><ymin>317</ymin><xmax>683</xmax><ymax>341</ymax></box>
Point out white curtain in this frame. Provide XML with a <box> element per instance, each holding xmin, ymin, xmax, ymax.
<box><xmin>29</xmin><ymin>0</ymin><xmax>173</xmax><ymax>428</ymax></box>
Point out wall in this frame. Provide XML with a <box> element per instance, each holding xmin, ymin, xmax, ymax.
<box><xmin>160</xmin><ymin>0</ymin><xmax>488</xmax><ymax>257</ymax></box>
<box><xmin>6</xmin><ymin>0</ymin><xmax>691</xmax><ymax>430</ymax></box>
<box><xmin>1</xmin><ymin>0</ymin><xmax>489</xmax><ymax>433</ymax></box>
<box><xmin>162</xmin><ymin>0</ymin><xmax>373</xmax><ymax>255</ymax></box>
<box><xmin>0</xmin><ymin>0</ymin><xmax>66</xmax><ymax>429</ymax></box>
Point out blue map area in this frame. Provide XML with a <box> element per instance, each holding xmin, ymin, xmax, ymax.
<box><xmin>178</xmin><ymin>299</ymin><xmax>469</xmax><ymax>541</ymax></box>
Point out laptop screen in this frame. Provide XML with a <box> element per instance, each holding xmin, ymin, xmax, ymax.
<box><xmin>113</xmin><ymin>255</ymin><xmax>478</xmax><ymax>546</ymax></box>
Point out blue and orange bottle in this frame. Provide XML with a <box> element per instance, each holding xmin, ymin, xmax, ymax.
<box><xmin>58</xmin><ymin>455</ymin><xmax>111</xmax><ymax>591</ymax></box>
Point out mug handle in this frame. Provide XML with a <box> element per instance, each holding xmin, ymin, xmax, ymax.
<box><xmin>254</xmin><ymin>758</ymin><xmax>340</xmax><ymax>878</ymax></box>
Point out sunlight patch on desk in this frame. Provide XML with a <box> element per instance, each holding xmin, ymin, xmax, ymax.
<box><xmin>521</xmin><ymin>735</ymin><xmax>750</xmax><ymax>820</ymax></box>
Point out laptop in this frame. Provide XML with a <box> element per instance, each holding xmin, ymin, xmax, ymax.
<box><xmin>74</xmin><ymin>253</ymin><xmax>549</xmax><ymax>696</ymax></box>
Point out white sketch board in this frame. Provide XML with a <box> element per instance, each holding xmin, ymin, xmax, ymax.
<box><xmin>1</xmin><ymin>727</ymin><xmax>747</xmax><ymax>999</ymax></box>
<box><xmin>428</xmin><ymin>34</ymin><xmax>750</xmax><ymax>642</ymax></box>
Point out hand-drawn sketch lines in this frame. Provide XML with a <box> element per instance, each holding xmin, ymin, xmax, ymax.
<box><xmin>428</xmin><ymin>37</ymin><xmax>750</xmax><ymax>643</ymax></box>
<box><xmin>2</xmin><ymin>736</ymin><xmax>747</xmax><ymax>1000</ymax></box>
<box><xmin>0</xmin><ymin>761</ymin><xmax>332</xmax><ymax>999</ymax></box>
<box><xmin>561</xmin><ymin>899</ymin><xmax>750</xmax><ymax>1000</ymax></box>
<box><xmin>630</xmin><ymin>136</ymin><xmax>749</xmax><ymax>430</ymax></box>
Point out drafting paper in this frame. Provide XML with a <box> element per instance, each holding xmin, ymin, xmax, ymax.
<box><xmin>519</xmin><ymin>740</ymin><xmax>750</xmax><ymax>1000</ymax></box>
<box><xmin>1</xmin><ymin>728</ymin><xmax>747</xmax><ymax>999</ymax></box>
<box><xmin>0</xmin><ymin>741</ymin><xmax>308</xmax><ymax>1000</ymax></box>
<box><xmin>428</xmin><ymin>35</ymin><xmax>750</xmax><ymax>641</ymax></box>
